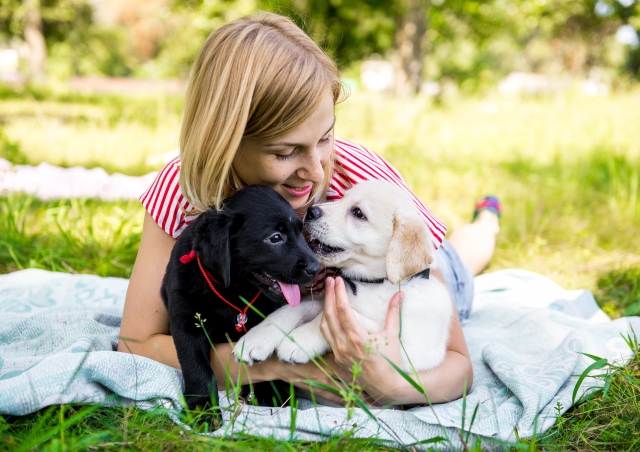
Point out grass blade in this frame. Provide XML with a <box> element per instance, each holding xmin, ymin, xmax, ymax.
<box><xmin>572</xmin><ymin>358</ymin><xmax>608</xmax><ymax>405</ymax></box>
<box><xmin>582</xmin><ymin>352</ymin><xmax>605</xmax><ymax>362</ymax></box>
<box><xmin>379</xmin><ymin>354</ymin><xmax>425</xmax><ymax>395</ymax></box>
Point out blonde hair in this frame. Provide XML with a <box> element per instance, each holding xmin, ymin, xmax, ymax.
<box><xmin>179</xmin><ymin>12</ymin><xmax>343</xmax><ymax>214</ymax></box>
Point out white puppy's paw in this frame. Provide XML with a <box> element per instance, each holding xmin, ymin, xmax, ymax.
<box><xmin>233</xmin><ymin>329</ymin><xmax>279</xmax><ymax>365</ymax></box>
<box><xmin>276</xmin><ymin>328</ymin><xmax>329</xmax><ymax>364</ymax></box>
<box><xmin>276</xmin><ymin>338</ymin><xmax>312</xmax><ymax>364</ymax></box>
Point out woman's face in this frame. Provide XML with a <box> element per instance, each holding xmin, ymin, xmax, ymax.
<box><xmin>233</xmin><ymin>91</ymin><xmax>335</xmax><ymax>212</ymax></box>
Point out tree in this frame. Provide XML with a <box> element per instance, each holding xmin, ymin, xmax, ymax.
<box><xmin>394</xmin><ymin>0</ymin><xmax>429</xmax><ymax>95</ymax></box>
<box><xmin>0</xmin><ymin>0</ymin><xmax>94</xmax><ymax>82</ymax></box>
<box><xmin>147</xmin><ymin>0</ymin><xmax>259</xmax><ymax>78</ymax></box>
<box><xmin>263</xmin><ymin>0</ymin><xmax>396</xmax><ymax>68</ymax></box>
<box><xmin>263</xmin><ymin>0</ymin><xmax>430</xmax><ymax>93</ymax></box>
<box><xmin>23</xmin><ymin>0</ymin><xmax>47</xmax><ymax>82</ymax></box>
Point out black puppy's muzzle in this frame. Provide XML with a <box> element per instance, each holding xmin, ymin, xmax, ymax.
<box><xmin>300</xmin><ymin>258</ymin><xmax>321</xmax><ymax>278</ymax></box>
<box><xmin>305</xmin><ymin>206</ymin><xmax>323</xmax><ymax>222</ymax></box>
<box><xmin>295</xmin><ymin>232</ymin><xmax>322</xmax><ymax>278</ymax></box>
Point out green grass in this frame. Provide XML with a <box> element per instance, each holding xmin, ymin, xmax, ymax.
<box><xmin>535</xmin><ymin>332</ymin><xmax>640</xmax><ymax>451</ymax></box>
<box><xmin>0</xmin><ymin>197</ymin><xmax>141</xmax><ymax>278</ymax></box>
<box><xmin>1</xmin><ymin>404</ymin><xmax>393</xmax><ymax>452</ymax></box>
<box><xmin>0</xmin><ymin>86</ymin><xmax>183</xmax><ymax>175</ymax></box>
<box><xmin>0</xmin><ymin>85</ymin><xmax>639</xmax><ymax>450</ymax></box>
<box><xmin>596</xmin><ymin>267</ymin><xmax>640</xmax><ymax>318</ymax></box>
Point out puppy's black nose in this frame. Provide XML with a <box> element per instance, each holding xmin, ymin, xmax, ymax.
<box><xmin>302</xmin><ymin>261</ymin><xmax>321</xmax><ymax>278</ymax></box>
<box><xmin>305</xmin><ymin>206</ymin><xmax>323</xmax><ymax>221</ymax></box>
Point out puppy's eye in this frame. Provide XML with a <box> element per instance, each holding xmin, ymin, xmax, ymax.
<box><xmin>351</xmin><ymin>207</ymin><xmax>366</xmax><ymax>220</ymax></box>
<box><xmin>268</xmin><ymin>233</ymin><xmax>283</xmax><ymax>243</ymax></box>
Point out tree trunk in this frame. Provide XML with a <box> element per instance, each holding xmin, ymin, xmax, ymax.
<box><xmin>24</xmin><ymin>0</ymin><xmax>47</xmax><ymax>84</ymax></box>
<box><xmin>395</xmin><ymin>0</ymin><xmax>429</xmax><ymax>96</ymax></box>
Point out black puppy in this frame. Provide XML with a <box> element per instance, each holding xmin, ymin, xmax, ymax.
<box><xmin>161</xmin><ymin>185</ymin><xmax>320</xmax><ymax>421</ymax></box>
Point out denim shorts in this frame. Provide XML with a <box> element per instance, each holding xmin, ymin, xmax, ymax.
<box><xmin>436</xmin><ymin>238</ymin><xmax>474</xmax><ymax>321</ymax></box>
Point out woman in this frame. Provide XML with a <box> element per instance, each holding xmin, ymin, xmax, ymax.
<box><xmin>117</xmin><ymin>12</ymin><xmax>501</xmax><ymax>406</ymax></box>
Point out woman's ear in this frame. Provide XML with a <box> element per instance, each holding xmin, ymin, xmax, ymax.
<box><xmin>386</xmin><ymin>211</ymin><xmax>434</xmax><ymax>285</ymax></box>
<box><xmin>193</xmin><ymin>210</ymin><xmax>233</xmax><ymax>287</ymax></box>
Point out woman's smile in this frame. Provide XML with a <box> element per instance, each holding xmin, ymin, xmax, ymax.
<box><xmin>283</xmin><ymin>183</ymin><xmax>313</xmax><ymax>197</ymax></box>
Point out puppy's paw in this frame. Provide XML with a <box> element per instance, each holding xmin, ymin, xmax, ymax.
<box><xmin>185</xmin><ymin>395</ymin><xmax>222</xmax><ymax>430</ymax></box>
<box><xmin>186</xmin><ymin>394</ymin><xmax>211</xmax><ymax>412</ymax></box>
<box><xmin>276</xmin><ymin>338</ymin><xmax>313</xmax><ymax>364</ymax></box>
<box><xmin>276</xmin><ymin>321</ymin><xmax>329</xmax><ymax>364</ymax></box>
<box><xmin>233</xmin><ymin>332</ymin><xmax>277</xmax><ymax>365</ymax></box>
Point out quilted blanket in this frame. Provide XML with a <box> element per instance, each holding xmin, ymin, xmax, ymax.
<box><xmin>0</xmin><ymin>268</ymin><xmax>637</xmax><ymax>450</ymax></box>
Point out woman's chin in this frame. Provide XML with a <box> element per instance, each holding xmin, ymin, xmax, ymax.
<box><xmin>276</xmin><ymin>188</ymin><xmax>311</xmax><ymax>210</ymax></box>
<box><xmin>289</xmin><ymin>196</ymin><xmax>311</xmax><ymax>211</ymax></box>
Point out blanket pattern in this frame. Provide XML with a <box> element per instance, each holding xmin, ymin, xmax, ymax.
<box><xmin>0</xmin><ymin>268</ymin><xmax>638</xmax><ymax>450</ymax></box>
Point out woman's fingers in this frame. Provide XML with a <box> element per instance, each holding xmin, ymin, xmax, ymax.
<box><xmin>322</xmin><ymin>279</ymin><xmax>404</xmax><ymax>376</ymax></box>
<box><xmin>320</xmin><ymin>277</ymin><xmax>340</xmax><ymax>348</ymax></box>
<box><xmin>383</xmin><ymin>290</ymin><xmax>404</xmax><ymax>333</ymax></box>
<box><xmin>324</xmin><ymin>277</ymin><xmax>372</xmax><ymax>366</ymax></box>
<box><xmin>334</xmin><ymin>278</ymin><xmax>365</xmax><ymax>339</ymax></box>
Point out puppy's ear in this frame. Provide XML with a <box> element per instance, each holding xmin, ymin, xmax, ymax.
<box><xmin>386</xmin><ymin>211</ymin><xmax>434</xmax><ymax>285</ymax></box>
<box><xmin>193</xmin><ymin>211</ymin><xmax>233</xmax><ymax>288</ymax></box>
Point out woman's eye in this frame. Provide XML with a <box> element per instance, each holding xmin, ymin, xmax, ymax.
<box><xmin>319</xmin><ymin>134</ymin><xmax>332</xmax><ymax>144</ymax></box>
<box><xmin>351</xmin><ymin>207</ymin><xmax>366</xmax><ymax>220</ymax></box>
<box><xmin>275</xmin><ymin>153</ymin><xmax>294</xmax><ymax>161</ymax></box>
<box><xmin>268</xmin><ymin>233</ymin><xmax>283</xmax><ymax>243</ymax></box>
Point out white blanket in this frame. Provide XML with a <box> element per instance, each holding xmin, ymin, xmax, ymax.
<box><xmin>0</xmin><ymin>268</ymin><xmax>637</xmax><ymax>450</ymax></box>
<box><xmin>0</xmin><ymin>158</ymin><xmax>157</xmax><ymax>200</ymax></box>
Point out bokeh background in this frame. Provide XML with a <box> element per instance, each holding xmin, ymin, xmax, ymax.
<box><xmin>1</xmin><ymin>0</ymin><xmax>640</xmax><ymax>89</ymax></box>
<box><xmin>0</xmin><ymin>0</ymin><xmax>639</xmax><ymax>318</ymax></box>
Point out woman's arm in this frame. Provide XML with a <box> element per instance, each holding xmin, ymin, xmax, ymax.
<box><xmin>117</xmin><ymin>212</ymin><xmax>178</xmax><ymax>365</ymax></box>
<box><xmin>118</xmin><ymin>212</ymin><xmax>350</xmax><ymax>402</ymax></box>
<box><xmin>319</xmin><ymin>273</ymin><xmax>473</xmax><ymax>406</ymax></box>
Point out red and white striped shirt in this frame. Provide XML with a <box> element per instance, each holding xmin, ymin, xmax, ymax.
<box><xmin>140</xmin><ymin>137</ymin><xmax>446</xmax><ymax>291</ymax></box>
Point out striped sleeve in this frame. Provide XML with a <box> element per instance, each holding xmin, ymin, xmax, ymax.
<box><xmin>139</xmin><ymin>156</ymin><xmax>196</xmax><ymax>239</ymax></box>
<box><xmin>331</xmin><ymin>137</ymin><xmax>447</xmax><ymax>249</ymax></box>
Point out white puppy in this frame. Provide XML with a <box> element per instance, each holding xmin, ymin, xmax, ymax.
<box><xmin>233</xmin><ymin>180</ymin><xmax>452</xmax><ymax>372</ymax></box>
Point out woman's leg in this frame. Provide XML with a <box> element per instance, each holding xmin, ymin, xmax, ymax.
<box><xmin>447</xmin><ymin>210</ymin><xmax>500</xmax><ymax>276</ymax></box>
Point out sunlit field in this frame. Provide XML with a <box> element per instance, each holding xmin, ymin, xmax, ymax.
<box><xmin>2</xmin><ymin>87</ymin><xmax>639</xmax><ymax>313</ymax></box>
<box><xmin>1</xmin><ymin>85</ymin><xmax>639</xmax><ymax>450</ymax></box>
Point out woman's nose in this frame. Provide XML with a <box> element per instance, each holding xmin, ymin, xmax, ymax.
<box><xmin>297</xmin><ymin>148</ymin><xmax>325</xmax><ymax>182</ymax></box>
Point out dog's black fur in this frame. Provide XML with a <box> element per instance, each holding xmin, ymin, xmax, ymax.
<box><xmin>161</xmin><ymin>185</ymin><xmax>320</xmax><ymax>421</ymax></box>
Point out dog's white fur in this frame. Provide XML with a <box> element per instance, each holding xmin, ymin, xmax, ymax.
<box><xmin>233</xmin><ymin>180</ymin><xmax>453</xmax><ymax>371</ymax></box>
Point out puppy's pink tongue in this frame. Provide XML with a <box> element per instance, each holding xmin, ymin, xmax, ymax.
<box><xmin>277</xmin><ymin>281</ymin><xmax>301</xmax><ymax>307</ymax></box>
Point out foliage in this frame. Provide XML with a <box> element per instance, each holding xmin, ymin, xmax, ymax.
<box><xmin>596</xmin><ymin>266</ymin><xmax>640</xmax><ymax>317</ymax></box>
<box><xmin>47</xmin><ymin>25</ymin><xmax>137</xmax><ymax>78</ymax></box>
<box><xmin>0</xmin><ymin>403</ymin><xmax>396</xmax><ymax>451</ymax></box>
<box><xmin>0</xmin><ymin>0</ymin><xmax>144</xmax><ymax>78</ymax></box>
<box><xmin>0</xmin><ymin>128</ymin><xmax>28</xmax><ymax>164</ymax></box>
<box><xmin>263</xmin><ymin>0</ymin><xmax>398</xmax><ymax>68</ymax></box>
<box><xmin>0</xmin><ymin>196</ymin><xmax>142</xmax><ymax>278</ymax></box>
<box><xmin>536</xmin><ymin>332</ymin><xmax>640</xmax><ymax>451</ymax></box>
<box><xmin>2</xmin><ymin>0</ymin><xmax>640</xmax><ymax>86</ymax></box>
<box><xmin>139</xmin><ymin>0</ymin><xmax>259</xmax><ymax>78</ymax></box>
<box><xmin>259</xmin><ymin>0</ymin><xmax>640</xmax><ymax>85</ymax></box>
<box><xmin>424</xmin><ymin>0</ymin><xmax>638</xmax><ymax>90</ymax></box>
<box><xmin>257</xmin><ymin>0</ymin><xmax>640</xmax><ymax>86</ymax></box>
<box><xmin>0</xmin><ymin>87</ymin><xmax>183</xmax><ymax>174</ymax></box>
<box><xmin>0</xmin><ymin>86</ymin><xmax>183</xmax><ymax>125</ymax></box>
<box><xmin>0</xmin><ymin>0</ymin><xmax>93</xmax><ymax>41</ymax></box>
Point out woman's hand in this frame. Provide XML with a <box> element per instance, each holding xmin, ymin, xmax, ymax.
<box><xmin>319</xmin><ymin>276</ymin><xmax>407</xmax><ymax>403</ymax></box>
<box><xmin>320</xmin><ymin>277</ymin><xmax>404</xmax><ymax>366</ymax></box>
<box><xmin>319</xmin><ymin>274</ymin><xmax>473</xmax><ymax>406</ymax></box>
